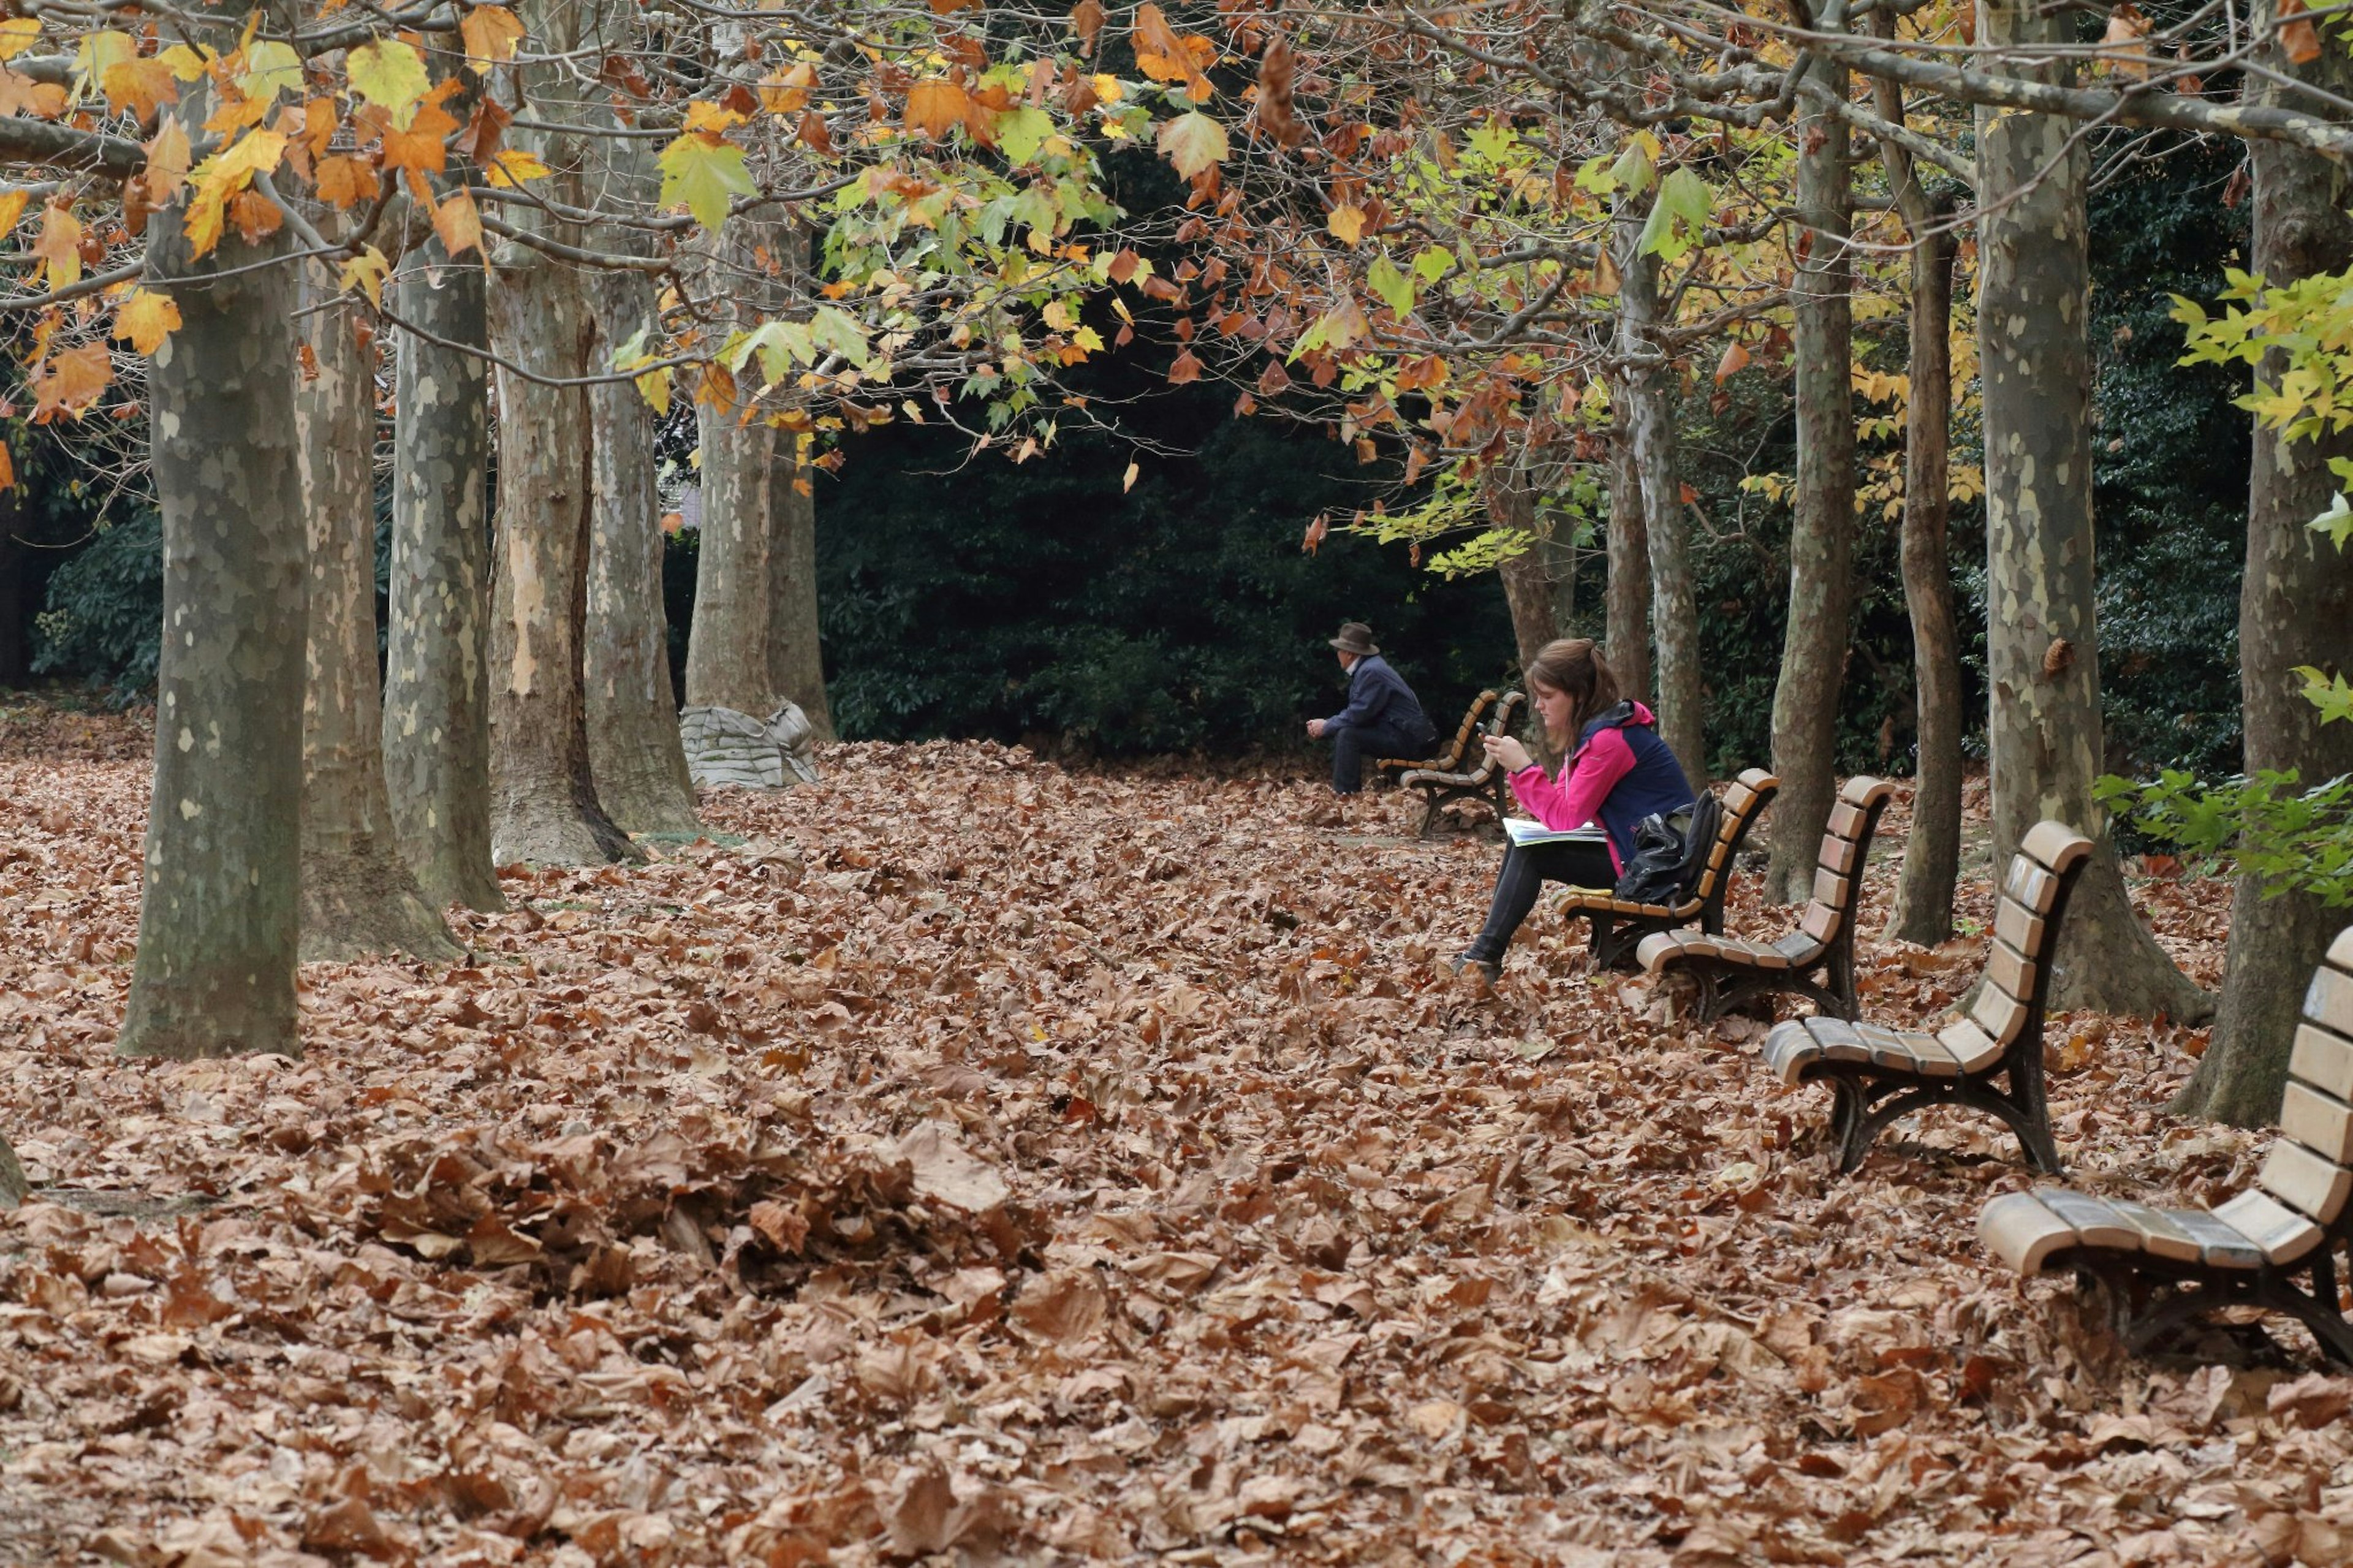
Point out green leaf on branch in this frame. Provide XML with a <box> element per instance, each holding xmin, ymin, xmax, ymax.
<box><xmin>2314</xmin><ymin>493</ymin><xmax>2353</xmax><ymax>551</ymax></box>
<box><xmin>346</xmin><ymin>39</ymin><xmax>430</xmax><ymax>128</ymax></box>
<box><xmin>996</xmin><ymin>106</ymin><xmax>1055</xmax><ymax>167</ymax></box>
<box><xmin>1638</xmin><ymin>168</ymin><xmax>1711</xmax><ymax>263</ymax></box>
<box><xmin>658</xmin><ymin>134</ymin><xmax>756</xmax><ymax>231</ymax></box>
<box><xmin>1367</xmin><ymin>251</ymin><xmax>1415</xmax><ymax>320</ymax></box>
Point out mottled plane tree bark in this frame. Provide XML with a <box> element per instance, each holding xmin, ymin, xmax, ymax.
<box><xmin>1765</xmin><ymin>55</ymin><xmax>1857</xmax><ymax>904</ymax></box>
<box><xmin>384</xmin><ymin>240</ymin><xmax>505</xmax><ymax>911</ymax></box>
<box><xmin>119</xmin><ymin>91</ymin><xmax>306</xmax><ymax>1059</ymax></box>
<box><xmin>1605</xmin><ymin>417</ymin><xmax>1651</xmax><ymax>703</ymax></box>
<box><xmin>1488</xmin><ymin>456</ymin><xmax>1563</xmax><ymax>670</ymax></box>
<box><xmin>1616</xmin><ymin>189</ymin><xmax>1707</xmax><ymax>789</ymax></box>
<box><xmin>0</xmin><ymin>1130</ymin><xmax>23</xmax><ymax>1208</ymax></box>
<box><xmin>484</xmin><ymin>0</ymin><xmax>635</xmax><ymax>866</ymax></box>
<box><xmin>1976</xmin><ymin>0</ymin><xmax>2210</xmax><ymax>1020</ymax></box>
<box><xmin>1874</xmin><ymin>71</ymin><xmax>1965</xmax><ymax>947</ymax></box>
<box><xmin>296</xmin><ymin>279</ymin><xmax>458</xmax><ymax>961</ymax></box>
<box><xmin>2175</xmin><ymin>15</ymin><xmax>2353</xmax><ymax>1123</ymax></box>
<box><xmin>768</xmin><ymin>431</ymin><xmax>836</xmax><ymax>741</ymax></box>
<box><xmin>584</xmin><ymin>134</ymin><xmax>699</xmax><ymax>835</ymax></box>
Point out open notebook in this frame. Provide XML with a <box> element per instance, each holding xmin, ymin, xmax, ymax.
<box><xmin>1501</xmin><ymin>820</ymin><xmax>1610</xmax><ymax>849</ymax></box>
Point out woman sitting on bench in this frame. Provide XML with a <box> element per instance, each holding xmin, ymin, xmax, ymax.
<box><xmin>1450</xmin><ymin>639</ymin><xmax>1696</xmax><ymax>982</ymax></box>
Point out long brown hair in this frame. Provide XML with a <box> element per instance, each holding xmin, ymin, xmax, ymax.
<box><xmin>1525</xmin><ymin>638</ymin><xmax>1621</xmax><ymax>747</ymax></box>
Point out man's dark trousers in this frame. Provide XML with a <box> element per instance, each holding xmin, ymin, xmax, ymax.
<box><xmin>1329</xmin><ymin>719</ymin><xmax>1430</xmax><ymax>794</ymax></box>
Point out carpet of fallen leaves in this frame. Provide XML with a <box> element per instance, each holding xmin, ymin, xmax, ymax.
<box><xmin>6</xmin><ymin>700</ymin><xmax>2353</xmax><ymax>1567</ymax></box>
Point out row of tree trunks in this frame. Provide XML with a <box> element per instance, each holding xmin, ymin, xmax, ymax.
<box><xmin>1976</xmin><ymin>0</ymin><xmax>2210</xmax><ymax>1023</ymax></box>
<box><xmin>688</xmin><ymin>397</ymin><xmax>780</xmax><ymax>714</ymax></box>
<box><xmin>1764</xmin><ymin>55</ymin><xmax>1857</xmax><ymax>904</ymax></box>
<box><xmin>2175</xmin><ymin>6</ymin><xmax>2353</xmax><ymax>1122</ymax></box>
<box><xmin>295</xmin><ymin>282</ymin><xmax>460</xmax><ymax>962</ymax></box>
<box><xmin>1604</xmin><ymin>423</ymin><xmax>1651</xmax><ymax>704</ymax></box>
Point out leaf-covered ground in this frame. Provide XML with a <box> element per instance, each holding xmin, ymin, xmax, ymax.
<box><xmin>4</xmin><ymin>703</ymin><xmax>2349</xmax><ymax>1567</ymax></box>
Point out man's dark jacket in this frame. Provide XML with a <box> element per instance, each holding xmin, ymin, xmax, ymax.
<box><xmin>1324</xmin><ymin>654</ymin><xmax>1437</xmax><ymax>746</ymax></box>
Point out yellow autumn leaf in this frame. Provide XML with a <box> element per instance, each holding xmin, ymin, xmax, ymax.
<box><xmin>1327</xmin><ymin>203</ymin><xmax>1365</xmax><ymax>246</ymax></box>
<box><xmin>111</xmin><ymin>289</ymin><xmax>183</xmax><ymax>354</ymax></box>
<box><xmin>483</xmin><ymin>147</ymin><xmax>550</xmax><ymax>187</ymax></box>
<box><xmin>338</xmin><ymin>244</ymin><xmax>390</xmax><ymax>306</ymax></box>
<box><xmin>0</xmin><ymin>189</ymin><xmax>29</xmax><ymax>237</ymax></box>
<box><xmin>157</xmin><ymin>44</ymin><xmax>213</xmax><ymax>82</ymax></box>
<box><xmin>144</xmin><ymin>118</ymin><xmax>192</xmax><ymax>203</ymax></box>
<box><xmin>0</xmin><ymin>18</ymin><xmax>40</xmax><ymax>61</ymax></box>
<box><xmin>237</xmin><ymin>39</ymin><xmax>303</xmax><ymax>105</ymax></box>
<box><xmin>346</xmin><ymin>39</ymin><xmax>430</xmax><ymax>129</ymax></box>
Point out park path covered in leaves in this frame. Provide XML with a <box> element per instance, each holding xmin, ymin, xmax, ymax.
<box><xmin>3</xmin><ymin>707</ymin><xmax>2350</xmax><ymax>1566</ymax></box>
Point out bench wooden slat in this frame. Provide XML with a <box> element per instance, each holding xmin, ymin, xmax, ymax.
<box><xmin>1857</xmin><ymin>1022</ymin><xmax>1958</xmax><ymax>1076</ymax></box>
<box><xmin>2212</xmin><ymin>1189</ymin><xmax>2325</xmax><ymax>1265</ymax></box>
<box><xmin>1775</xmin><ymin>931</ymin><xmax>1824</xmax><ymax>965</ymax></box>
<box><xmin>2021</xmin><ymin>822</ymin><xmax>2095</xmax><ymax>875</ymax></box>
<box><xmin>1839</xmin><ymin>776</ymin><xmax>1893</xmax><ymax>809</ymax></box>
<box><xmin>1985</xmin><ymin>939</ymin><xmax>2036</xmax><ymax>1003</ymax></box>
<box><xmin>1821</xmin><ymin>838</ymin><xmax>1860</xmax><ymax>877</ymax></box>
<box><xmin>1971</xmin><ymin>987</ymin><xmax>2029</xmax><ymax>1047</ymax></box>
<box><xmin>1811</xmin><ymin>868</ymin><xmax>1851</xmax><ymax>910</ymax></box>
<box><xmin>2281</xmin><ymin>1081</ymin><xmax>2353</xmax><ymax>1164</ymax></box>
<box><xmin>1800</xmin><ymin>902</ymin><xmax>1841</xmax><ymax>944</ymax></box>
<box><xmin>2004</xmin><ymin>860</ymin><xmax>2059</xmax><ymax>915</ymax></box>
<box><xmin>2164</xmin><ymin>1205</ymin><xmax>2267</xmax><ymax>1269</ymax></box>
<box><xmin>2332</xmin><ymin>926</ymin><xmax>2353</xmax><ymax>971</ymax></box>
<box><xmin>1801</xmin><ymin>1015</ymin><xmax>1871</xmax><ymax>1065</ymax></box>
<box><xmin>2307</xmin><ymin>966</ymin><xmax>2353</xmax><ymax>1037</ymax></box>
<box><xmin>2037</xmin><ymin>1189</ymin><xmax>2140</xmax><ymax>1251</ymax></box>
<box><xmin>2105</xmin><ymin>1198</ymin><xmax>2205</xmax><ymax>1264</ymax></box>
<box><xmin>1995</xmin><ymin>901</ymin><xmax>2046</xmax><ymax>956</ymax></box>
<box><xmin>1827</xmin><ymin>800</ymin><xmax>1868</xmax><ymax>841</ymax></box>
<box><xmin>1980</xmin><ymin>1191</ymin><xmax>2078</xmax><ymax>1274</ymax></box>
<box><xmin>2257</xmin><ymin>1141</ymin><xmax>2353</xmax><ymax>1225</ymax></box>
<box><xmin>2290</xmin><ymin>1021</ymin><xmax>2353</xmax><ymax>1102</ymax></box>
<box><xmin>1937</xmin><ymin>1018</ymin><xmax>2004</xmax><ymax>1075</ymax></box>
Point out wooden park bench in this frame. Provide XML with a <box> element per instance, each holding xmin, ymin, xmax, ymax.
<box><xmin>1384</xmin><ymin>690</ymin><xmax>1526</xmax><ymax>837</ymax></box>
<box><xmin>1760</xmin><ymin>820</ymin><xmax>2094</xmax><ymax>1175</ymax></box>
<box><xmin>1979</xmin><ymin>928</ymin><xmax>2353</xmax><ymax>1364</ymax></box>
<box><xmin>1635</xmin><ymin>775</ymin><xmax>1895</xmax><ymax>1025</ymax></box>
<box><xmin>1555</xmin><ymin>768</ymin><xmax>1781</xmax><ymax>970</ymax></box>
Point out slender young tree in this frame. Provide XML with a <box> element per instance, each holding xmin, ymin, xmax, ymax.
<box><xmin>297</xmin><ymin>281</ymin><xmax>459</xmax><ymax>960</ymax></box>
<box><xmin>2175</xmin><ymin>17</ymin><xmax>2353</xmax><ymax>1122</ymax></box>
<box><xmin>767</xmin><ymin>431</ymin><xmax>836</xmax><ymax>741</ymax></box>
<box><xmin>119</xmin><ymin>94</ymin><xmax>306</xmax><ymax>1059</ymax></box>
<box><xmin>1605</xmin><ymin>417</ymin><xmax>1651</xmax><ymax>703</ymax></box>
<box><xmin>1976</xmin><ymin>0</ymin><xmax>2210</xmax><ymax>1020</ymax></box>
<box><xmin>1488</xmin><ymin>454</ymin><xmax>1564</xmax><ymax>669</ymax></box>
<box><xmin>384</xmin><ymin>246</ymin><xmax>505</xmax><ymax>911</ymax></box>
<box><xmin>1874</xmin><ymin>81</ymin><xmax>1965</xmax><ymax>947</ymax></box>
<box><xmin>1765</xmin><ymin>56</ymin><xmax>1857</xmax><ymax>903</ymax></box>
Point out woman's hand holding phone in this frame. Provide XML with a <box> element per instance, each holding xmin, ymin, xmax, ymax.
<box><xmin>1483</xmin><ymin>733</ymin><xmax>1533</xmax><ymax>773</ymax></box>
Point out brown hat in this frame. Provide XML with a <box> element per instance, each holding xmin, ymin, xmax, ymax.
<box><xmin>1328</xmin><ymin>623</ymin><xmax>1379</xmax><ymax>656</ymax></box>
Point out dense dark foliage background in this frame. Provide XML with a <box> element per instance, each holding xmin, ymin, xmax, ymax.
<box><xmin>9</xmin><ymin>137</ymin><xmax>2257</xmax><ymax>774</ymax></box>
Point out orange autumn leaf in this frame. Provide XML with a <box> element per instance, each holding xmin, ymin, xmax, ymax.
<box><xmin>904</xmin><ymin>78</ymin><xmax>979</xmax><ymax>140</ymax></box>
<box><xmin>110</xmin><ymin>289</ymin><xmax>181</xmax><ymax>355</ymax></box>
<box><xmin>2279</xmin><ymin>0</ymin><xmax>2322</xmax><ymax>63</ymax></box>
<box><xmin>1132</xmin><ymin>3</ymin><xmax>1213</xmax><ymax>99</ymax></box>
<box><xmin>29</xmin><ymin>343</ymin><xmax>110</xmax><ymax>422</ymax></box>
<box><xmin>433</xmin><ymin>187</ymin><xmax>483</xmax><ymax>259</ymax></box>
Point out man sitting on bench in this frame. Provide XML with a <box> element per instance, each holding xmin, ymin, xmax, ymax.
<box><xmin>1307</xmin><ymin>623</ymin><xmax>1438</xmax><ymax>796</ymax></box>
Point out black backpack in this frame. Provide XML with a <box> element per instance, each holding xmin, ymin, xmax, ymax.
<box><xmin>1612</xmin><ymin>792</ymin><xmax>1722</xmax><ymax>906</ymax></box>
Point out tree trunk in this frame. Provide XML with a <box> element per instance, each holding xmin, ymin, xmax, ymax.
<box><xmin>0</xmin><ymin>1128</ymin><xmax>24</xmax><ymax>1209</ymax></box>
<box><xmin>1605</xmin><ymin>415</ymin><xmax>1651</xmax><ymax>703</ymax></box>
<box><xmin>1616</xmin><ymin>197</ymin><xmax>1708</xmax><ymax>789</ymax></box>
<box><xmin>1488</xmin><ymin>458</ymin><xmax>1562</xmax><ymax>670</ymax></box>
<box><xmin>119</xmin><ymin>133</ymin><xmax>305</xmax><ymax>1060</ymax></box>
<box><xmin>296</xmin><ymin>281</ymin><xmax>459</xmax><ymax>962</ymax></box>
<box><xmin>686</xmin><ymin>400</ymin><xmax>778</xmax><ymax>714</ymax></box>
<box><xmin>1765</xmin><ymin>64</ymin><xmax>1857</xmax><ymax>904</ymax></box>
<box><xmin>384</xmin><ymin>246</ymin><xmax>505</xmax><ymax>912</ymax></box>
<box><xmin>768</xmin><ymin>430</ymin><xmax>836</xmax><ymax>740</ymax></box>
<box><xmin>2174</xmin><ymin>22</ymin><xmax>2353</xmax><ymax>1123</ymax></box>
<box><xmin>1874</xmin><ymin>81</ymin><xmax>1966</xmax><ymax>948</ymax></box>
<box><xmin>585</xmin><ymin>268</ymin><xmax>700</xmax><ymax>835</ymax></box>
<box><xmin>483</xmin><ymin>0</ymin><xmax>635</xmax><ymax>868</ymax></box>
<box><xmin>1976</xmin><ymin>0</ymin><xmax>2210</xmax><ymax>1021</ymax></box>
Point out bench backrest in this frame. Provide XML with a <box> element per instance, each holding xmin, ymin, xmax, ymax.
<box><xmin>1792</xmin><ymin>776</ymin><xmax>1896</xmax><ymax>950</ymax></box>
<box><xmin>1696</xmin><ymin>768</ymin><xmax>1779</xmax><ymax>920</ymax></box>
<box><xmin>1427</xmin><ymin>689</ymin><xmax>1498</xmax><ymax>771</ymax></box>
<box><xmin>1934</xmin><ymin>822</ymin><xmax>2097</xmax><ymax>1066</ymax></box>
<box><xmin>2259</xmin><ymin>930</ymin><xmax>2353</xmax><ymax>1235</ymax></box>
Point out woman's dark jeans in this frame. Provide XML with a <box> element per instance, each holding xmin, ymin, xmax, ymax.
<box><xmin>1462</xmin><ymin>838</ymin><xmax>1618</xmax><ymax>964</ymax></box>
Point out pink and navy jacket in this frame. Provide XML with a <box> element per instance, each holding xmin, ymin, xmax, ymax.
<box><xmin>1508</xmin><ymin>700</ymin><xmax>1697</xmax><ymax>872</ymax></box>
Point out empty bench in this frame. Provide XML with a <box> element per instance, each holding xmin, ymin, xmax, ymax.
<box><xmin>1636</xmin><ymin>775</ymin><xmax>1895</xmax><ymax>1025</ymax></box>
<box><xmin>1388</xmin><ymin>691</ymin><xmax>1526</xmax><ymax>837</ymax></box>
<box><xmin>1761</xmin><ymin>820</ymin><xmax>2093</xmax><ymax>1175</ymax></box>
<box><xmin>1980</xmin><ymin>928</ymin><xmax>2353</xmax><ymax>1365</ymax></box>
<box><xmin>1556</xmin><ymin>768</ymin><xmax>1780</xmax><ymax>970</ymax></box>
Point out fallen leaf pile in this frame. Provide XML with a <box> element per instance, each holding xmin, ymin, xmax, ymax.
<box><xmin>5</xmin><ymin>706</ymin><xmax>2349</xmax><ymax>1566</ymax></box>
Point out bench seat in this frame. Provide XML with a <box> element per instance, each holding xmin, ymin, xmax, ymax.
<box><xmin>1559</xmin><ymin>769</ymin><xmax>1778</xmax><ymax>969</ymax></box>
